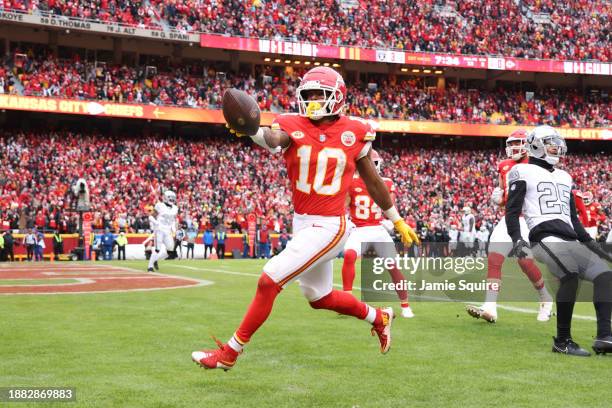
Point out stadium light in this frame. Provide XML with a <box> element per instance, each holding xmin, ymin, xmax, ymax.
<box><xmin>294</xmin><ymin>61</ymin><xmax>301</xmax><ymax>64</ymax></box>
<box><xmin>435</xmin><ymin>70</ymin><xmax>443</xmax><ymax>74</ymax></box>
<box><xmin>423</xmin><ymin>69</ymin><xmax>431</xmax><ymax>74</ymax></box>
<box><xmin>284</xmin><ymin>60</ymin><xmax>291</xmax><ymax>64</ymax></box>
<box><xmin>412</xmin><ymin>69</ymin><xmax>420</xmax><ymax>73</ymax></box>
<box><xmin>323</xmin><ymin>62</ymin><xmax>330</xmax><ymax>67</ymax></box>
<box><xmin>314</xmin><ymin>62</ymin><xmax>321</xmax><ymax>66</ymax></box>
<box><xmin>400</xmin><ymin>68</ymin><xmax>408</xmax><ymax>72</ymax></box>
<box><xmin>332</xmin><ymin>63</ymin><xmax>340</xmax><ymax>68</ymax></box>
<box><xmin>274</xmin><ymin>58</ymin><xmax>282</xmax><ymax>63</ymax></box>
<box><xmin>304</xmin><ymin>61</ymin><xmax>311</xmax><ymax>65</ymax></box>
<box><xmin>264</xmin><ymin>58</ymin><xmax>271</xmax><ymax>62</ymax></box>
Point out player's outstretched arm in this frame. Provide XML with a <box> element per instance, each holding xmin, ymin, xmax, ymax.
<box><xmin>228</xmin><ymin>124</ymin><xmax>290</xmax><ymax>153</ymax></box>
<box><xmin>357</xmin><ymin>151</ymin><xmax>419</xmax><ymax>246</ymax></box>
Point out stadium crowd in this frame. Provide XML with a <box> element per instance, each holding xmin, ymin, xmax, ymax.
<box><xmin>4</xmin><ymin>51</ymin><xmax>610</xmax><ymax>127</ymax></box>
<box><xmin>1</xmin><ymin>131</ymin><xmax>610</xmax><ymax>240</ymax></box>
<box><xmin>3</xmin><ymin>0</ymin><xmax>609</xmax><ymax>61</ymax></box>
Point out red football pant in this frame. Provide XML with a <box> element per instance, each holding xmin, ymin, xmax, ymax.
<box><xmin>342</xmin><ymin>249</ymin><xmax>358</xmax><ymax>291</ymax></box>
<box><xmin>234</xmin><ymin>273</ymin><xmax>282</xmax><ymax>344</ymax></box>
<box><xmin>311</xmin><ymin>290</ymin><xmax>382</xmax><ymax>325</ymax></box>
<box><xmin>518</xmin><ymin>258</ymin><xmax>545</xmax><ymax>290</ymax></box>
<box><xmin>388</xmin><ymin>266</ymin><xmax>409</xmax><ymax>304</ymax></box>
<box><xmin>487</xmin><ymin>252</ymin><xmax>505</xmax><ymax>281</ymax></box>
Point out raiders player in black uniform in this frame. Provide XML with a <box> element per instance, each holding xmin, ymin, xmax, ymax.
<box><xmin>506</xmin><ymin>125</ymin><xmax>612</xmax><ymax>357</ymax></box>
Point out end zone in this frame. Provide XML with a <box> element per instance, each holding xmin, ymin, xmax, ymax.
<box><xmin>0</xmin><ymin>263</ymin><xmax>213</xmax><ymax>295</ymax></box>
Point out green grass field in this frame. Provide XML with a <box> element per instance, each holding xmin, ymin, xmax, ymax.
<box><xmin>1</xmin><ymin>259</ymin><xmax>609</xmax><ymax>408</ymax></box>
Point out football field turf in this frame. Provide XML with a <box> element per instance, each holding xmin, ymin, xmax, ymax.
<box><xmin>1</xmin><ymin>259</ymin><xmax>609</xmax><ymax>408</ymax></box>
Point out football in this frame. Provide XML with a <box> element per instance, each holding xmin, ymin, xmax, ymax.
<box><xmin>222</xmin><ymin>88</ymin><xmax>261</xmax><ymax>136</ymax></box>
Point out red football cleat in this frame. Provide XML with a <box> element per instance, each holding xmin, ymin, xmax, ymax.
<box><xmin>371</xmin><ymin>307</ymin><xmax>395</xmax><ymax>354</ymax></box>
<box><xmin>192</xmin><ymin>337</ymin><xmax>240</xmax><ymax>371</ymax></box>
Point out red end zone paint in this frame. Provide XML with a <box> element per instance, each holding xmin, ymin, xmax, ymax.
<box><xmin>0</xmin><ymin>263</ymin><xmax>212</xmax><ymax>295</ymax></box>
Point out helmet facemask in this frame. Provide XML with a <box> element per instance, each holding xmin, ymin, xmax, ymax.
<box><xmin>505</xmin><ymin>139</ymin><xmax>527</xmax><ymax>161</ymax></box>
<box><xmin>540</xmin><ymin>135</ymin><xmax>567</xmax><ymax>165</ymax></box>
<box><xmin>297</xmin><ymin>81</ymin><xmax>344</xmax><ymax>120</ymax></box>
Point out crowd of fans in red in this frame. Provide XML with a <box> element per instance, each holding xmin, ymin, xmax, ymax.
<box><xmin>3</xmin><ymin>0</ymin><xmax>609</xmax><ymax>62</ymax></box>
<box><xmin>0</xmin><ymin>131</ymin><xmax>609</xmax><ymax>240</ymax></box>
<box><xmin>4</xmin><ymin>0</ymin><xmax>161</xmax><ymax>28</ymax></box>
<box><xmin>4</xmin><ymin>51</ymin><xmax>610</xmax><ymax>128</ymax></box>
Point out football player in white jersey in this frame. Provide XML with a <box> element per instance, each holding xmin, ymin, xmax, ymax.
<box><xmin>506</xmin><ymin>125</ymin><xmax>612</xmax><ymax>356</ymax></box>
<box><xmin>147</xmin><ymin>190</ymin><xmax>179</xmax><ymax>272</ymax></box>
<box><xmin>461</xmin><ymin>206</ymin><xmax>476</xmax><ymax>255</ymax></box>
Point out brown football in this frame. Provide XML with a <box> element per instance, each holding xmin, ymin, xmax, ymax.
<box><xmin>222</xmin><ymin>88</ymin><xmax>261</xmax><ymax>136</ymax></box>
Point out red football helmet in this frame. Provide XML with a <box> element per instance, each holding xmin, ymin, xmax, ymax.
<box><xmin>582</xmin><ymin>191</ymin><xmax>593</xmax><ymax>205</ymax></box>
<box><xmin>371</xmin><ymin>149</ymin><xmax>382</xmax><ymax>171</ymax></box>
<box><xmin>506</xmin><ymin>129</ymin><xmax>528</xmax><ymax>160</ymax></box>
<box><xmin>297</xmin><ymin>67</ymin><xmax>346</xmax><ymax>119</ymax></box>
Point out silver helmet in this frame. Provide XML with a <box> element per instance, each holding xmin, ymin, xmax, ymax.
<box><xmin>526</xmin><ymin>125</ymin><xmax>567</xmax><ymax>165</ymax></box>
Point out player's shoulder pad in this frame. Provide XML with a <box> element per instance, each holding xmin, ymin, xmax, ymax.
<box><xmin>554</xmin><ymin>168</ymin><xmax>573</xmax><ymax>183</ymax></box>
<box><xmin>497</xmin><ymin>159</ymin><xmax>516</xmax><ymax>173</ymax></box>
<box><xmin>507</xmin><ymin>163</ymin><xmax>529</xmax><ymax>184</ymax></box>
<box><xmin>345</xmin><ymin>116</ymin><xmax>377</xmax><ymax>141</ymax></box>
<box><xmin>271</xmin><ymin>113</ymin><xmax>299</xmax><ymax>131</ymax></box>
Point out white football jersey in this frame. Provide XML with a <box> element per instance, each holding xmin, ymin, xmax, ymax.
<box><xmin>154</xmin><ymin>201</ymin><xmax>178</xmax><ymax>232</ymax></box>
<box><xmin>507</xmin><ymin>163</ymin><xmax>573</xmax><ymax>231</ymax></box>
<box><xmin>448</xmin><ymin>229</ymin><xmax>459</xmax><ymax>242</ymax></box>
<box><xmin>462</xmin><ymin>214</ymin><xmax>475</xmax><ymax>233</ymax></box>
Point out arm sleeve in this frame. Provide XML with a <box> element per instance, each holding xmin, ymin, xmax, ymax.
<box><xmin>570</xmin><ymin>194</ymin><xmax>592</xmax><ymax>242</ymax></box>
<box><xmin>505</xmin><ymin>180</ymin><xmax>526</xmax><ymax>243</ymax></box>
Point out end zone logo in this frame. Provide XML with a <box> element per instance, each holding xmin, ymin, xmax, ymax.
<box><xmin>341</xmin><ymin>131</ymin><xmax>356</xmax><ymax>146</ymax></box>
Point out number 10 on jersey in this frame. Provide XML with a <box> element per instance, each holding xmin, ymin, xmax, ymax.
<box><xmin>296</xmin><ymin>146</ymin><xmax>347</xmax><ymax>195</ymax></box>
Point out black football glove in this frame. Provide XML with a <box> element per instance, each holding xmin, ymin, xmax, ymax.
<box><xmin>512</xmin><ymin>239</ymin><xmax>530</xmax><ymax>259</ymax></box>
<box><xmin>584</xmin><ymin>240</ymin><xmax>612</xmax><ymax>263</ymax></box>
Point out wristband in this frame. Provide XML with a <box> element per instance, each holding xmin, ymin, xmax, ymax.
<box><xmin>383</xmin><ymin>206</ymin><xmax>402</xmax><ymax>223</ymax></box>
<box><xmin>250</xmin><ymin>128</ymin><xmax>280</xmax><ymax>153</ymax></box>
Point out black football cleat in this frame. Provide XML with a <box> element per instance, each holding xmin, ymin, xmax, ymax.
<box><xmin>154</xmin><ymin>261</ymin><xmax>159</xmax><ymax>271</ymax></box>
<box><xmin>147</xmin><ymin>267</ymin><xmax>154</xmax><ymax>273</ymax></box>
<box><xmin>592</xmin><ymin>336</ymin><xmax>612</xmax><ymax>355</ymax></box>
<box><xmin>552</xmin><ymin>337</ymin><xmax>591</xmax><ymax>357</ymax></box>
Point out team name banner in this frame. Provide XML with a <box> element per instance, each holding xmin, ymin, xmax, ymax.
<box><xmin>0</xmin><ymin>10</ymin><xmax>199</xmax><ymax>42</ymax></box>
<box><xmin>0</xmin><ymin>95</ymin><xmax>609</xmax><ymax>140</ymax></box>
<box><xmin>200</xmin><ymin>33</ymin><xmax>611</xmax><ymax>76</ymax></box>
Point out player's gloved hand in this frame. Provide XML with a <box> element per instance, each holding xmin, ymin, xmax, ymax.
<box><xmin>394</xmin><ymin>219</ymin><xmax>420</xmax><ymax>246</ymax></box>
<box><xmin>491</xmin><ymin>187</ymin><xmax>503</xmax><ymax>205</ymax></box>
<box><xmin>584</xmin><ymin>240</ymin><xmax>612</xmax><ymax>263</ymax></box>
<box><xmin>225</xmin><ymin>123</ymin><xmax>247</xmax><ymax>137</ymax></box>
<box><xmin>511</xmin><ymin>239</ymin><xmax>530</xmax><ymax>259</ymax></box>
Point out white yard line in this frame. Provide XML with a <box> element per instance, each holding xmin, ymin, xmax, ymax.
<box><xmin>174</xmin><ymin>265</ymin><xmax>596</xmax><ymax>321</ymax></box>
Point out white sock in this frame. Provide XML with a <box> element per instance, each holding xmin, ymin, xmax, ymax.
<box><xmin>482</xmin><ymin>302</ymin><xmax>497</xmax><ymax>312</ymax></box>
<box><xmin>538</xmin><ymin>286</ymin><xmax>552</xmax><ymax>302</ymax></box>
<box><xmin>364</xmin><ymin>305</ymin><xmax>377</xmax><ymax>324</ymax></box>
<box><xmin>148</xmin><ymin>251</ymin><xmax>159</xmax><ymax>269</ymax></box>
<box><xmin>227</xmin><ymin>335</ymin><xmax>243</xmax><ymax>352</ymax></box>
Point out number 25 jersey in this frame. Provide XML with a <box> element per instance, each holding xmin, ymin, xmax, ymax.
<box><xmin>272</xmin><ymin>114</ymin><xmax>375</xmax><ymax>216</ymax></box>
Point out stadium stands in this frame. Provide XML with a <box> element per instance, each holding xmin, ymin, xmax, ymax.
<box><xmin>1</xmin><ymin>131</ymin><xmax>609</xmax><ymax>237</ymax></box>
<box><xmin>4</xmin><ymin>51</ymin><xmax>609</xmax><ymax>127</ymax></box>
<box><xmin>4</xmin><ymin>0</ymin><xmax>609</xmax><ymax>61</ymax></box>
<box><xmin>35</xmin><ymin>0</ymin><xmax>161</xmax><ymax>28</ymax></box>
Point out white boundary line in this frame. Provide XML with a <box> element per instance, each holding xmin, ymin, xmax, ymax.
<box><xmin>174</xmin><ymin>265</ymin><xmax>597</xmax><ymax>321</ymax></box>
